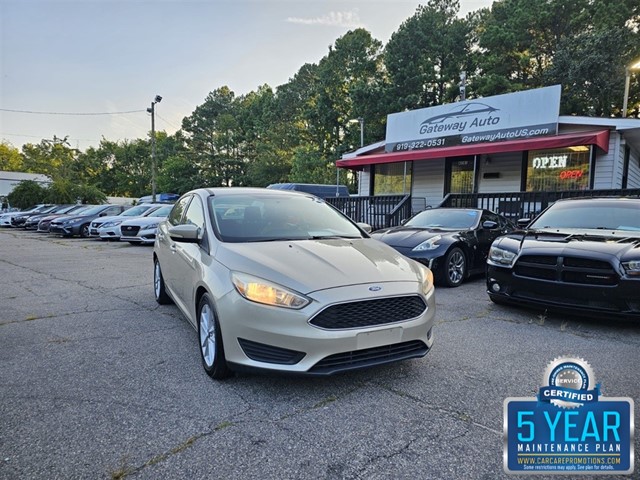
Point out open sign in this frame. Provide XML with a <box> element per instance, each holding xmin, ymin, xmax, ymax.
<box><xmin>559</xmin><ymin>170</ymin><xmax>583</xmax><ymax>179</ymax></box>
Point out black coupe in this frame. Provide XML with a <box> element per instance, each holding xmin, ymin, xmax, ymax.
<box><xmin>486</xmin><ymin>197</ymin><xmax>640</xmax><ymax>319</ymax></box>
<box><xmin>372</xmin><ymin>208</ymin><xmax>515</xmax><ymax>287</ymax></box>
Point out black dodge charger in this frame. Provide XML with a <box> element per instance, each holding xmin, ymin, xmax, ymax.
<box><xmin>372</xmin><ymin>208</ymin><xmax>515</xmax><ymax>287</ymax></box>
<box><xmin>487</xmin><ymin>197</ymin><xmax>640</xmax><ymax>319</ymax></box>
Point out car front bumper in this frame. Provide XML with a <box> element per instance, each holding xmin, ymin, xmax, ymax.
<box><xmin>121</xmin><ymin>227</ymin><xmax>157</xmax><ymax>244</ymax></box>
<box><xmin>214</xmin><ymin>281</ymin><xmax>436</xmax><ymax>375</ymax></box>
<box><xmin>98</xmin><ymin>226</ymin><xmax>121</xmax><ymax>240</ymax></box>
<box><xmin>49</xmin><ymin>224</ymin><xmax>79</xmax><ymax>236</ymax></box>
<box><xmin>486</xmin><ymin>264</ymin><xmax>640</xmax><ymax>319</ymax></box>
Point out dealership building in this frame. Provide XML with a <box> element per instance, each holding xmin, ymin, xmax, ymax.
<box><xmin>337</xmin><ymin>85</ymin><xmax>640</xmax><ymax>212</ymax></box>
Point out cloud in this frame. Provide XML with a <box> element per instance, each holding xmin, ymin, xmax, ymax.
<box><xmin>286</xmin><ymin>10</ymin><xmax>363</xmax><ymax>28</ymax></box>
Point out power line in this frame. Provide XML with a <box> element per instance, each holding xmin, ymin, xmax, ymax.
<box><xmin>0</xmin><ymin>108</ymin><xmax>146</xmax><ymax>116</ymax></box>
<box><xmin>156</xmin><ymin>113</ymin><xmax>181</xmax><ymax>130</ymax></box>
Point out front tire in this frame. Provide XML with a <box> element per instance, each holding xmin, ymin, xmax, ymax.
<box><xmin>441</xmin><ymin>247</ymin><xmax>467</xmax><ymax>288</ymax></box>
<box><xmin>80</xmin><ymin>224</ymin><xmax>90</xmax><ymax>238</ymax></box>
<box><xmin>198</xmin><ymin>294</ymin><xmax>232</xmax><ymax>380</ymax></box>
<box><xmin>154</xmin><ymin>258</ymin><xmax>172</xmax><ymax>305</ymax></box>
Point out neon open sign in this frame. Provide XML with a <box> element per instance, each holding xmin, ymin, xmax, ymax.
<box><xmin>559</xmin><ymin>170</ymin><xmax>583</xmax><ymax>179</ymax></box>
<box><xmin>532</xmin><ymin>154</ymin><xmax>568</xmax><ymax>169</ymax></box>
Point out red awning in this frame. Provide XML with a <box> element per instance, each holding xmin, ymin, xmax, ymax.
<box><xmin>336</xmin><ymin>130</ymin><xmax>610</xmax><ymax>168</ymax></box>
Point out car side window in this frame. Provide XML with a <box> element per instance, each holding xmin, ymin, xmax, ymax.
<box><xmin>481</xmin><ymin>212</ymin><xmax>499</xmax><ymax>225</ymax></box>
<box><xmin>168</xmin><ymin>196</ymin><xmax>191</xmax><ymax>226</ymax></box>
<box><xmin>183</xmin><ymin>196</ymin><xmax>205</xmax><ymax>231</ymax></box>
<box><xmin>106</xmin><ymin>206</ymin><xmax>123</xmax><ymax>215</ymax></box>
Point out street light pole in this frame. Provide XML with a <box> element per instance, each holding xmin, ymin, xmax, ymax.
<box><xmin>147</xmin><ymin>95</ymin><xmax>162</xmax><ymax>202</ymax></box>
<box><xmin>622</xmin><ymin>59</ymin><xmax>640</xmax><ymax>118</ymax></box>
<box><xmin>358</xmin><ymin>117</ymin><xmax>364</xmax><ymax>148</ymax></box>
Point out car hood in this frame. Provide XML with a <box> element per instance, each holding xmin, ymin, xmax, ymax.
<box><xmin>93</xmin><ymin>215</ymin><xmax>123</xmax><ymax>224</ymax></box>
<box><xmin>501</xmin><ymin>228</ymin><xmax>640</xmax><ymax>259</ymax></box>
<box><xmin>123</xmin><ymin>216</ymin><xmax>167</xmax><ymax>227</ymax></box>
<box><xmin>372</xmin><ymin>227</ymin><xmax>460</xmax><ymax>248</ymax></box>
<box><xmin>217</xmin><ymin>238</ymin><xmax>424</xmax><ymax>294</ymax></box>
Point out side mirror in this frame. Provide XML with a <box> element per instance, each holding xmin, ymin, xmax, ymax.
<box><xmin>356</xmin><ymin>222</ymin><xmax>372</xmax><ymax>234</ymax></box>
<box><xmin>168</xmin><ymin>224</ymin><xmax>201</xmax><ymax>243</ymax></box>
<box><xmin>517</xmin><ymin>218</ymin><xmax>531</xmax><ymax>229</ymax></box>
<box><xmin>482</xmin><ymin>220</ymin><xmax>498</xmax><ymax>230</ymax></box>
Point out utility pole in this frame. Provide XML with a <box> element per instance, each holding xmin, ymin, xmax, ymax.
<box><xmin>459</xmin><ymin>71</ymin><xmax>467</xmax><ymax>101</ymax></box>
<box><xmin>147</xmin><ymin>95</ymin><xmax>162</xmax><ymax>202</ymax></box>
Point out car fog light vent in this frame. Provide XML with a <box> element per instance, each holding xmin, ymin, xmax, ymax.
<box><xmin>238</xmin><ymin>338</ymin><xmax>305</xmax><ymax>365</ymax></box>
<box><xmin>491</xmin><ymin>282</ymin><xmax>501</xmax><ymax>293</ymax></box>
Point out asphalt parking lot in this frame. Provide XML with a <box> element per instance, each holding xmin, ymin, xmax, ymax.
<box><xmin>1</xmin><ymin>229</ymin><xmax>638</xmax><ymax>480</ymax></box>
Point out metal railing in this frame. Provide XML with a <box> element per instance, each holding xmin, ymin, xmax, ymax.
<box><xmin>438</xmin><ymin>188</ymin><xmax>640</xmax><ymax>220</ymax></box>
<box><xmin>326</xmin><ymin>195</ymin><xmax>412</xmax><ymax>230</ymax></box>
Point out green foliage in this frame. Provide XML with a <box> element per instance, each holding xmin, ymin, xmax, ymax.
<box><xmin>45</xmin><ymin>179</ymin><xmax>107</xmax><ymax>204</ymax></box>
<box><xmin>289</xmin><ymin>146</ymin><xmax>337</xmax><ymax>185</ymax></box>
<box><xmin>0</xmin><ymin>142</ymin><xmax>24</xmax><ymax>171</ymax></box>
<box><xmin>7</xmin><ymin>180</ymin><xmax>48</xmax><ymax>209</ymax></box>
<box><xmin>385</xmin><ymin>0</ymin><xmax>472</xmax><ymax>111</ymax></box>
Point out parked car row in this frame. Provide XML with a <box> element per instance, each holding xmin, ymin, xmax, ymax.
<box><xmin>3</xmin><ymin>191</ymin><xmax>638</xmax><ymax>383</ymax></box>
<box><xmin>1</xmin><ymin>202</ymin><xmax>172</xmax><ymax>244</ymax></box>
<box><xmin>372</xmin><ymin>197</ymin><xmax>640</xmax><ymax>321</ymax></box>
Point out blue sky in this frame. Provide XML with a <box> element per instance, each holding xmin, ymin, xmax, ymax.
<box><xmin>0</xmin><ymin>0</ymin><xmax>492</xmax><ymax>151</ymax></box>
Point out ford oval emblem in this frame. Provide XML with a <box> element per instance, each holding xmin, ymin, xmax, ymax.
<box><xmin>369</xmin><ymin>286</ymin><xmax>382</xmax><ymax>292</ymax></box>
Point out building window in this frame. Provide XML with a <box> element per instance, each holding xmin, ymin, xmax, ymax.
<box><xmin>372</xmin><ymin>162</ymin><xmax>412</xmax><ymax>195</ymax></box>
<box><xmin>526</xmin><ymin>146</ymin><xmax>590</xmax><ymax>191</ymax></box>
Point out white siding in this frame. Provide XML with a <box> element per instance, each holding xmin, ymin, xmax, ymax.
<box><xmin>627</xmin><ymin>146</ymin><xmax>640</xmax><ymax>188</ymax></box>
<box><xmin>593</xmin><ymin>132</ymin><xmax>621</xmax><ymax>189</ymax></box>
<box><xmin>411</xmin><ymin>159</ymin><xmax>445</xmax><ymax>207</ymax></box>
<box><xmin>477</xmin><ymin>152</ymin><xmax>522</xmax><ymax>193</ymax></box>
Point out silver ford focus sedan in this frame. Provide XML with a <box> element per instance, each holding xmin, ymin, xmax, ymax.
<box><xmin>153</xmin><ymin>188</ymin><xmax>436</xmax><ymax>379</ymax></box>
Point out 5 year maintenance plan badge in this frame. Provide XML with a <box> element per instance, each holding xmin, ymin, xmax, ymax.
<box><xmin>504</xmin><ymin>357</ymin><xmax>634</xmax><ymax>475</ymax></box>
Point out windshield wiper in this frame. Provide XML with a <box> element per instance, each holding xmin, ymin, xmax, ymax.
<box><xmin>307</xmin><ymin>235</ymin><xmax>361</xmax><ymax>240</ymax></box>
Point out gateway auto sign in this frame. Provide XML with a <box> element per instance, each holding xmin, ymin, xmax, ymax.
<box><xmin>385</xmin><ymin>85</ymin><xmax>561</xmax><ymax>153</ymax></box>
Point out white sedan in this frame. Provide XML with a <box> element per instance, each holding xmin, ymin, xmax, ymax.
<box><xmin>120</xmin><ymin>205</ymin><xmax>173</xmax><ymax>244</ymax></box>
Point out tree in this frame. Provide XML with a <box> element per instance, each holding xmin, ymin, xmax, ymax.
<box><xmin>7</xmin><ymin>180</ymin><xmax>48</xmax><ymax>209</ymax></box>
<box><xmin>181</xmin><ymin>86</ymin><xmax>245</xmax><ymax>187</ymax></box>
<box><xmin>547</xmin><ymin>27</ymin><xmax>638</xmax><ymax>116</ymax></box>
<box><xmin>0</xmin><ymin>142</ymin><xmax>24</xmax><ymax>171</ymax></box>
<box><xmin>384</xmin><ymin>0</ymin><xmax>472</xmax><ymax>111</ymax></box>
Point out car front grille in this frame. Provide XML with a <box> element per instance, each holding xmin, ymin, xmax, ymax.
<box><xmin>121</xmin><ymin>225</ymin><xmax>141</xmax><ymax>236</ymax></box>
<box><xmin>309</xmin><ymin>295</ymin><xmax>427</xmax><ymax>330</ymax></box>
<box><xmin>514</xmin><ymin>255</ymin><xmax>618</xmax><ymax>286</ymax></box>
<box><xmin>237</xmin><ymin>338</ymin><xmax>305</xmax><ymax>365</ymax></box>
<box><xmin>308</xmin><ymin>340</ymin><xmax>428</xmax><ymax>375</ymax></box>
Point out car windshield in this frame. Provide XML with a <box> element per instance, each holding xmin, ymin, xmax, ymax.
<box><xmin>120</xmin><ymin>205</ymin><xmax>153</xmax><ymax>216</ymax></box>
<box><xmin>147</xmin><ymin>206</ymin><xmax>172</xmax><ymax>217</ymax></box>
<box><xmin>55</xmin><ymin>205</ymin><xmax>80</xmax><ymax>214</ymax></box>
<box><xmin>74</xmin><ymin>205</ymin><xmax>106</xmax><ymax>216</ymax></box>
<box><xmin>209</xmin><ymin>193</ymin><xmax>363</xmax><ymax>242</ymax></box>
<box><xmin>405</xmin><ymin>209</ymin><xmax>480</xmax><ymax>229</ymax></box>
<box><xmin>530</xmin><ymin>201</ymin><xmax>640</xmax><ymax>231</ymax></box>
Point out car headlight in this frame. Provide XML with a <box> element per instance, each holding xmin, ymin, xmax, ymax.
<box><xmin>489</xmin><ymin>246</ymin><xmax>517</xmax><ymax>266</ymax></box>
<box><xmin>622</xmin><ymin>260</ymin><xmax>640</xmax><ymax>277</ymax></box>
<box><xmin>63</xmin><ymin>217</ymin><xmax>81</xmax><ymax>224</ymax></box>
<box><xmin>417</xmin><ymin>265</ymin><xmax>435</xmax><ymax>296</ymax></box>
<box><xmin>412</xmin><ymin>235</ymin><xmax>442</xmax><ymax>252</ymax></box>
<box><xmin>231</xmin><ymin>272</ymin><xmax>310</xmax><ymax>309</ymax></box>
<box><xmin>145</xmin><ymin>223</ymin><xmax>159</xmax><ymax>229</ymax></box>
<box><xmin>102</xmin><ymin>220</ymin><xmax>122</xmax><ymax>227</ymax></box>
